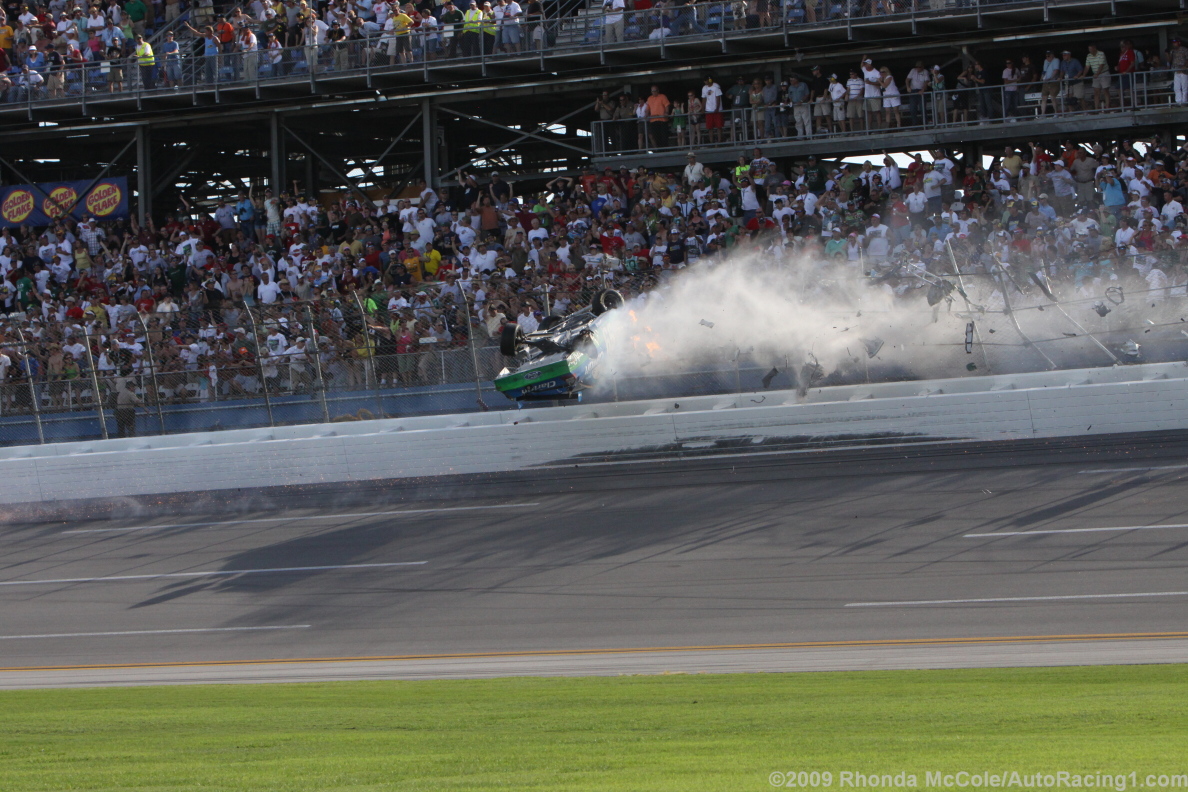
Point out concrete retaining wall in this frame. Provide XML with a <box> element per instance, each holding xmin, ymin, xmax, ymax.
<box><xmin>2</xmin><ymin>361</ymin><xmax>1186</xmax><ymax>506</ymax></box>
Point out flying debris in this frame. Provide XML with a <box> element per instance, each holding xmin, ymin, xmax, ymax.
<box><xmin>761</xmin><ymin>368</ymin><xmax>780</xmax><ymax>389</ymax></box>
<box><xmin>797</xmin><ymin>356</ymin><xmax>824</xmax><ymax>397</ymax></box>
<box><xmin>699</xmin><ymin>319</ymin><xmax>715</xmax><ymax>329</ymax></box>
<box><xmin>1030</xmin><ymin>270</ymin><xmax>1057</xmax><ymax>302</ymax></box>
<box><xmin>965</xmin><ymin>323</ymin><xmax>974</xmax><ymax>354</ymax></box>
<box><xmin>1093</xmin><ymin>302</ymin><xmax>1112</xmax><ymax>317</ymax></box>
<box><xmin>861</xmin><ymin>337</ymin><xmax>884</xmax><ymax>358</ymax></box>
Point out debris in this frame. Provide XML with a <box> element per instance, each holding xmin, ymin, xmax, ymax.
<box><xmin>762</xmin><ymin>368</ymin><xmax>780</xmax><ymax>389</ymax></box>
<box><xmin>966</xmin><ymin>363</ymin><xmax>978</xmax><ymax>371</ymax></box>
<box><xmin>750</xmin><ymin>396</ymin><xmax>766</xmax><ymax>404</ymax></box>
<box><xmin>981</xmin><ymin>489</ymin><xmax>992</xmax><ymax>494</ymax></box>
<box><xmin>1106</xmin><ymin>286</ymin><xmax>1125</xmax><ymax>305</ymax></box>
<box><xmin>965</xmin><ymin>323</ymin><xmax>974</xmax><ymax>354</ymax></box>
<box><xmin>926</xmin><ymin>280</ymin><xmax>955</xmax><ymax>306</ymax></box>
<box><xmin>797</xmin><ymin>356</ymin><xmax>825</xmax><ymax>397</ymax></box>
<box><xmin>988</xmin><ymin>328</ymin><xmax>996</xmax><ymax>333</ymax></box>
<box><xmin>699</xmin><ymin>319</ymin><xmax>715</xmax><ymax>328</ymax></box>
<box><xmin>1030</xmin><ymin>270</ymin><xmax>1057</xmax><ymax>301</ymax></box>
<box><xmin>1146</xmin><ymin>319</ymin><xmax>1156</xmax><ymax>325</ymax></box>
<box><xmin>861</xmin><ymin>337</ymin><xmax>884</xmax><ymax>358</ymax></box>
<box><xmin>1062</xmin><ymin>332</ymin><xmax>1078</xmax><ymax>337</ymax></box>
<box><xmin>1093</xmin><ymin>302</ymin><xmax>1111</xmax><ymax>317</ymax></box>
<box><xmin>1122</xmin><ymin>340</ymin><xmax>1141</xmax><ymax>358</ymax></box>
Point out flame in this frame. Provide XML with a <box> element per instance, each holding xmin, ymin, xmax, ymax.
<box><xmin>645</xmin><ymin>342</ymin><xmax>661</xmax><ymax>356</ymax></box>
<box><xmin>628</xmin><ymin>310</ymin><xmax>638</xmax><ymax>323</ymax></box>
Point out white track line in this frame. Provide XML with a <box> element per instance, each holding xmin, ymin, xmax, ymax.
<box><xmin>846</xmin><ymin>591</ymin><xmax>1188</xmax><ymax>607</ymax></box>
<box><xmin>0</xmin><ymin>625</ymin><xmax>311</xmax><ymax>640</ymax></box>
<box><xmin>0</xmin><ymin>561</ymin><xmax>427</xmax><ymax>587</ymax></box>
<box><xmin>966</xmin><ymin>524</ymin><xmax>1188</xmax><ymax>537</ymax></box>
<box><xmin>1079</xmin><ymin>465</ymin><xmax>1188</xmax><ymax>474</ymax></box>
<box><xmin>63</xmin><ymin>503</ymin><xmax>540</xmax><ymax>534</ymax></box>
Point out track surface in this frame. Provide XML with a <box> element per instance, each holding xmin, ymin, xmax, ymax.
<box><xmin>3</xmin><ymin>437</ymin><xmax>1188</xmax><ymax>687</ymax></box>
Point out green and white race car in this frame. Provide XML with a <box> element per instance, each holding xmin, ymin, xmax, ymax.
<box><xmin>493</xmin><ymin>289</ymin><xmax>624</xmax><ymax>401</ymax></box>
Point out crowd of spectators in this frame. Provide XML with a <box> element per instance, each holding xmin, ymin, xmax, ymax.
<box><xmin>3</xmin><ymin>129</ymin><xmax>1188</xmax><ymax>428</ymax></box>
<box><xmin>7</xmin><ymin>0</ymin><xmax>1169</xmax><ymax>100</ymax></box>
<box><xmin>596</xmin><ymin>41</ymin><xmax>1188</xmax><ymax>153</ymax></box>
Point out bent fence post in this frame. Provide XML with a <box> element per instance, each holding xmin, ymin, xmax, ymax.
<box><xmin>241</xmin><ymin>302</ymin><xmax>276</xmax><ymax>427</ymax></box>
<box><xmin>15</xmin><ymin>328</ymin><xmax>44</xmax><ymax>445</ymax></box>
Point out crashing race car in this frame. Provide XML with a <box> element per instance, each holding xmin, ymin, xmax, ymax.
<box><xmin>493</xmin><ymin>289</ymin><xmax>624</xmax><ymax>401</ymax></box>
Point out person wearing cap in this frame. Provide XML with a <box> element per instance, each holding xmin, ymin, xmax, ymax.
<box><xmin>1169</xmin><ymin>37</ymin><xmax>1188</xmax><ymax>104</ymax></box>
<box><xmin>683</xmin><ymin>152</ymin><xmax>706</xmax><ymax>188</ymax></box>
<box><xmin>860</xmin><ymin>57</ymin><xmax>882</xmax><ymax>130</ymax></box>
<box><xmin>1059</xmin><ymin>49</ymin><xmax>1084</xmax><ymax>111</ymax></box>
<box><xmin>827</xmin><ymin>72</ymin><xmax>847</xmax><ymax>133</ymax></box>
<box><xmin>808</xmin><ymin>66</ymin><xmax>830</xmax><ymax>134</ymax></box>
<box><xmin>1039</xmin><ymin>50</ymin><xmax>1062</xmax><ymax>114</ymax></box>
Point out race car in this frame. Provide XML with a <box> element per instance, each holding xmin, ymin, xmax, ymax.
<box><xmin>493</xmin><ymin>289</ymin><xmax>624</xmax><ymax>401</ymax></box>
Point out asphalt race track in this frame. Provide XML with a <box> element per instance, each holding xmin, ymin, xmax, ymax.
<box><xmin>2</xmin><ymin>435</ymin><xmax>1188</xmax><ymax>688</ymax></box>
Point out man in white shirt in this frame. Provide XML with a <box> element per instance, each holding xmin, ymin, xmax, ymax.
<box><xmin>701</xmin><ymin>76</ymin><xmax>724</xmax><ymax>143</ymax></box>
<box><xmin>1161</xmin><ymin>191</ymin><xmax>1184</xmax><ymax>225</ymax></box>
<box><xmin>257</xmin><ymin>272</ymin><xmax>281</xmax><ymax>304</ymax></box>
<box><xmin>860</xmin><ymin>58</ymin><xmax>882</xmax><ymax>130</ymax></box>
<box><xmin>602</xmin><ymin>0</ymin><xmax>624</xmax><ymax>43</ymax></box>
<box><xmin>683</xmin><ymin>152</ymin><xmax>705</xmax><ymax>188</ymax></box>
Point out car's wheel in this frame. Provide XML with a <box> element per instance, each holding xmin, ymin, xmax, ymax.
<box><xmin>499</xmin><ymin>323</ymin><xmax>524</xmax><ymax>356</ymax></box>
<box><xmin>591</xmin><ymin>289</ymin><xmax>624</xmax><ymax>315</ymax></box>
<box><xmin>538</xmin><ymin>315</ymin><xmax>562</xmax><ymax>332</ymax></box>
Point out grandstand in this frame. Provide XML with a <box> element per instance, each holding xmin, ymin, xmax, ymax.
<box><xmin>0</xmin><ymin>0</ymin><xmax>1183</xmax><ymax>206</ymax></box>
<box><xmin>1</xmin><ymin>0</ymin><xmax>1188</xmax><ymax>445</ymax></box>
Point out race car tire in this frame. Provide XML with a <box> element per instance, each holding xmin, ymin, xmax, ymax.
<box><xmin>538</xmin><ymin>315</ymin><xmax>562</xmax><ymax>332</ymax></box>
<box><xmin>591</xmin><ymin>289</ymin><xmax>624</xmax><ymax>315</ymax></box>
<box><xmin>500</xmin><ymin>323</ymin><xmax>524</xmax><ymax>356</ymax></box>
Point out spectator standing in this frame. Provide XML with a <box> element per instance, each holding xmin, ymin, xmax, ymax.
<box><xmin>133</xmin><ymin>33</ymin><xmax>153</xmax><ymax>88</ymax></box>
<box><xmin>1039</xmin><ymin>50</ymin><xmax>1061</xmax><ymax>114</ymax></box>
<box><xmin>1116</xmin><ymin>39</ymin><xmax>1137</xmax><ymax>108</ymax></box>
<box><xmin>860</xmin><ymin>57</ymin><xmax>881</xmax><ymax>130</ymax></box>
<box><xmin>787</xmin><ymin>74</ymin><xmax>811</xmax><ymax>137</ymax></box>
<box><xmin>114</xmin><ymin>376</ymin><xmax>142</xmax><ymax>437</ymax></box>
<box><xmin>827</xmin><ymin>73</ymin><xmax>846</xmax><ymax>133</ymax></box>
<box><xmin>1170</xmin><ymin>37</ymin><xmax>1188</xmax><ymax>105</ymax></box>
<box><xmin>1059</xmin><ymin>49</ymin><xmax>1084</xmax><ymax>111</ymax></box>
<box><xmin>701</xmin><ymin>76</ymin><xmax>724</xmax><ymax>144</ymax></box>
<box><xmin>602</xmin><ymin>0</ymin><xmax>624</xmax><ymax>44</ymax></box>
<box><xmin>905</xmin><ymin>60</ymin><xmax>930</xmax><ymax>125</ymax></box>
<box><xmin>879</xmin><ymin>66</ymin><xmax>901</xmax><ymax>128</ymax></box>
<box><xmin>1083</xmin><ymin>44</ymin><xmax>1110</xmax><ymax>110</ymax></box>
<box><xmin>1001</xmin><ymin>58</ymin><xmax>1019</xmax><ymax>118</ymax></box>
<box><xmin>645</xmin><ymin>83</ymin><xmax>670</xmax><ymax>149</ymax></box>
<box><xmin>845</xmin><ymin>68</ymin><xmax>864</xmax><ymax>131</ymax></box>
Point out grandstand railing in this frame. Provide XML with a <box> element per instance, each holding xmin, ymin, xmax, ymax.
<box><xmin>0</xmin><ymin>0</ymin><xmax>1143</xmax><ymax>113</ymax></box>
<box><xmin>592</xmin><ymin>69</ymin><xmax>1185</xmax><ymax>157</ymax></box>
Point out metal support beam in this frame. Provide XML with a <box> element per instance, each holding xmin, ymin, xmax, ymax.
<box><xmin>438</xmin><ymin>107</ymin><xmax>592</xmax><ymax>158</ymax></box>
<box><xmin>350</xmin><ymin>112</ymin><xmax>422</xmax><ymax>191</ymax></box>
<box><xmin>270</xmin><ymin>112</ymin><xmax>284</xmax><ymax>195</ymax></box>
<box><xmin>151</xmin><ymin>148</ymin><xmax>201</xmax><ymax>197</ymax></box>
<box><xmin>422</xmin><ymin>99</ymin><xmax>437</xmax><ymax>189</ymax></box>
<box><xmin>440</xmin><ymin>97</ymin><xmax>604</xmax><ymax>181</ymax></box>
<box><xmin>136</xmin><ymin>126</ymin><xmax>151</xmax><ymax>225</ymax></box>
<box><xmin>283</xmin><ymin>121</ymin><xmax>375</xmax><ymax>206</ymax></box>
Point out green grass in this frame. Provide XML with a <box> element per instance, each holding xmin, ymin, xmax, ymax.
<box><xmin>1</xmin><ymin>665</ymin><xmax>1186</xmax><ymax>791</ymax></box>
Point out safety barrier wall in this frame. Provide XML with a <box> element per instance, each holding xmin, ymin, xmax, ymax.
<box><xmin>1</xmin><ymin>360</ymin><xmax>1185</xmax><ymax>506</ymax></box>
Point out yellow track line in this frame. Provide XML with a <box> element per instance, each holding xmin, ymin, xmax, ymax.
<box><xmin>3</xmin><ymin>631</ymin><xmax>1187</xmax><ymax>673</ymax></box>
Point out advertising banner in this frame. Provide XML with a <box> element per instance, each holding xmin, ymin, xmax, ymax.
<box><xmin>0</xmin><ymin>177</ymin><xmax>129</xmax><ymax>228</ymax></box>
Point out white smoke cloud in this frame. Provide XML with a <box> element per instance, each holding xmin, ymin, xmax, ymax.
<box><xmin>593</xmin><ymin>248</ymin><xmax>1180</xmax><ymax>393</ymax></box>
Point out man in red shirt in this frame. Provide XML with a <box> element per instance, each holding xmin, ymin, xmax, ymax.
<box><xmin>1116</xmin><ymin>39</ymin><xmax>1137</xmax><ymax>109</ymax></box>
